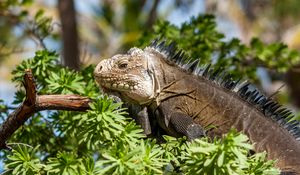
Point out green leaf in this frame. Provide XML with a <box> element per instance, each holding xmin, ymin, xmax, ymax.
<box><xmin>217</xmin><ymin>151</ymin><xmax>224</xmax><ymax>167</ymax></box>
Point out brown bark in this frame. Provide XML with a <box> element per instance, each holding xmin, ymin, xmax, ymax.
<box><xmin>58</xmin><ymin>0</ymin><xmax>80</xmax><ymax>70</ymax></box>
<box><xmin>146</xmin><ymin>0</ymin><xmax>160</xmax><ymax>28</ymax></box>
<box><xmin>0</xmin><ymin>70</ymin><xmax>92</xmax><ymax>150</ymax></box>
<box><xmin>286</xmin><ymin>66</ymin><xmax>300</xmax><ymax>107</ymax></box>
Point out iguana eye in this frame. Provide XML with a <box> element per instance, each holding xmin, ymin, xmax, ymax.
<box><xmin>118</xmin><ymin>62</ymin><xmax>128</xmax><ymax>69</ymax></box>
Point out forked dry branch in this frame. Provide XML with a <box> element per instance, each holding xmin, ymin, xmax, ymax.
<box><xmin>0</xmin><ymin>69</ymin><xmax>92</xmax><ymax>150</ymax></box>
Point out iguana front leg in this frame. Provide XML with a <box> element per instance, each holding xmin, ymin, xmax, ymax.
<box><xmin>107</xmin><ymin>94</ymin><xmax>152</xmax><ymax>136</ymax></box>
<box><xmin>136</xmin><ymin>107</ymin><xmax>152</xmax><ymax>136</ymax></box>
<box><xmin>124</xmin><ymin>104</ymin><xmax>152</xmax><ymax>136</ymax></box>
<box><xmin>155</xmin><ymin>98</ymin><xmax>206</xmax><ymax>140</ymax></box>
<box><xmin>169</xmin><ymin>112</ymin><xmax>206</xmax><ymax>140</ymax></box>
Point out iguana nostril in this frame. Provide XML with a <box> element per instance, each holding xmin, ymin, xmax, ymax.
<box><xmin>99</xmin><ymin>65</ymin><xmax>103</xmax><ymax>71</ymax></box>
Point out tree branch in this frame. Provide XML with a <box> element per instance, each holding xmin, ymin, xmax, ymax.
<box><xmin>0</xmin><ymin>70</ymin><xmax>92</xmax><ymax>150</ymax></box>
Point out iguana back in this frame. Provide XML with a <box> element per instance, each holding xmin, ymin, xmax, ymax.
<box><xmin>155</xmin><ymin>72</ymin><xmax>300</xmax><ymax>174</ymax></box>
<box><xmin>94</xmin><ymin>40</ymin><xmax>300</xmax><ymax>174</ymax></box>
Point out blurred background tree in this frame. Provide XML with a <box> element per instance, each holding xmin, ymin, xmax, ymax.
<box><xmin>205</xmin><ymin>0</ymin><xmax>300</xmax><ymax>108</ymax></box>
<box><xmin>0</xmin><ymin>0</ymin><xmax>196</xmax><ymax>77</ymax></box>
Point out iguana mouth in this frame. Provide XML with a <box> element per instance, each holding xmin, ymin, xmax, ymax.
<box><xmin>96</xmin><ymin>74</ymin><xmax>139</xmax><ymax>91</ymax></box>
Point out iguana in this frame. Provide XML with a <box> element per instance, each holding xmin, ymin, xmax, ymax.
<box><xmin>94</xmin><ymin>40</ymin><xmax>300</xmax><ymax>174</ymax></box>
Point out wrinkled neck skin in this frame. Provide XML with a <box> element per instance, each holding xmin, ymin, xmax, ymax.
<box><xmin>141</xmin><ymin>50</ymin><xmax>186</xmax><ymax>107</ymax></box>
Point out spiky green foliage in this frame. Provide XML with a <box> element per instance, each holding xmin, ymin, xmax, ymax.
<box><xmin>11</xmin><ymin>50</ymin><xmax>58</xmax><ymax>88</ymax></box>
<box><xmin>181</xmin><ymin>131</ymin><xmax>279</xmax><ymax>175</ymax></box>
<box><xmin>96</xmin><ymin>140</ymin><xmax>168</xmax><ymax>175</ymax></box>
<box><xmin>45</xmin><ymin>151</ymin><xmax>84</xmax><ymax>174</ymax></box>
<box><xmin>45</xmin><ymin>68</ymin><xmax>86</xmax><ymax>95</ymax></box>
<box><xmin>3</xmin><ymin>14</ymin><xmax>298</xmax><ymax>174</ymax></box>
<box><xmin>76</xmin><ymin>96</ymin><xmax>144</xmax><ymax>149</ymax></box>
<box><xmin>3</xmin><ymin>144</ymin><xmax>45</xmax><ymax>175</ymax></box>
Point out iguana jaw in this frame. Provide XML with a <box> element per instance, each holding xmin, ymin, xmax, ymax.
<box><xmin>94</xmin><ymin>48</ymin><xmax>156</xmax><ymax>104</ymax></box>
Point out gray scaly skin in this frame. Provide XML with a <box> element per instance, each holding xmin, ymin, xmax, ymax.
<box><xmin>94</xmin><ymin>41</ymin><xmax>300</xmax><ymax>174</ymax></box>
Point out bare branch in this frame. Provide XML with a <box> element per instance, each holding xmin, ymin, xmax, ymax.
<box><xmin>0</xmin><ymin>70</ymin><xmax>92</xmax><ymax>150</ymax></box>
<box><xmin>36</xmin><ymin>95</ymin><xmax>91</xmax><ymax>111</ymax></box>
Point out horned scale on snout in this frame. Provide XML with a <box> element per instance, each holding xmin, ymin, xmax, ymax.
<box><xmin>94</xmin><ymin>40</ymin><xmax>300</xmax><ymax>174</ymax></box>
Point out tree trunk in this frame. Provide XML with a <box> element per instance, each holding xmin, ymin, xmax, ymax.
<box><xmin>58</xmin><ymin>0</ymin><xmax>80</xmax><ymax>70</ymax></box>
<box><xmin>286</xmin><ymin>66</ymin><xmax>300</xmax><ymax>108</ymax></box>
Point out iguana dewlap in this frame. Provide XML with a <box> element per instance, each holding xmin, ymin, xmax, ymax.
<box><xmin>94</xmin><ymin>40</ymin><xmax>300</xmax><ymax>174</ymax></box>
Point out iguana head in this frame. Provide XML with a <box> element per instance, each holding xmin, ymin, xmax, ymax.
<box><xmin>94</xmin><ymin>47</ymin><xmax>158</xmax><ymax>104</ymax></box>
